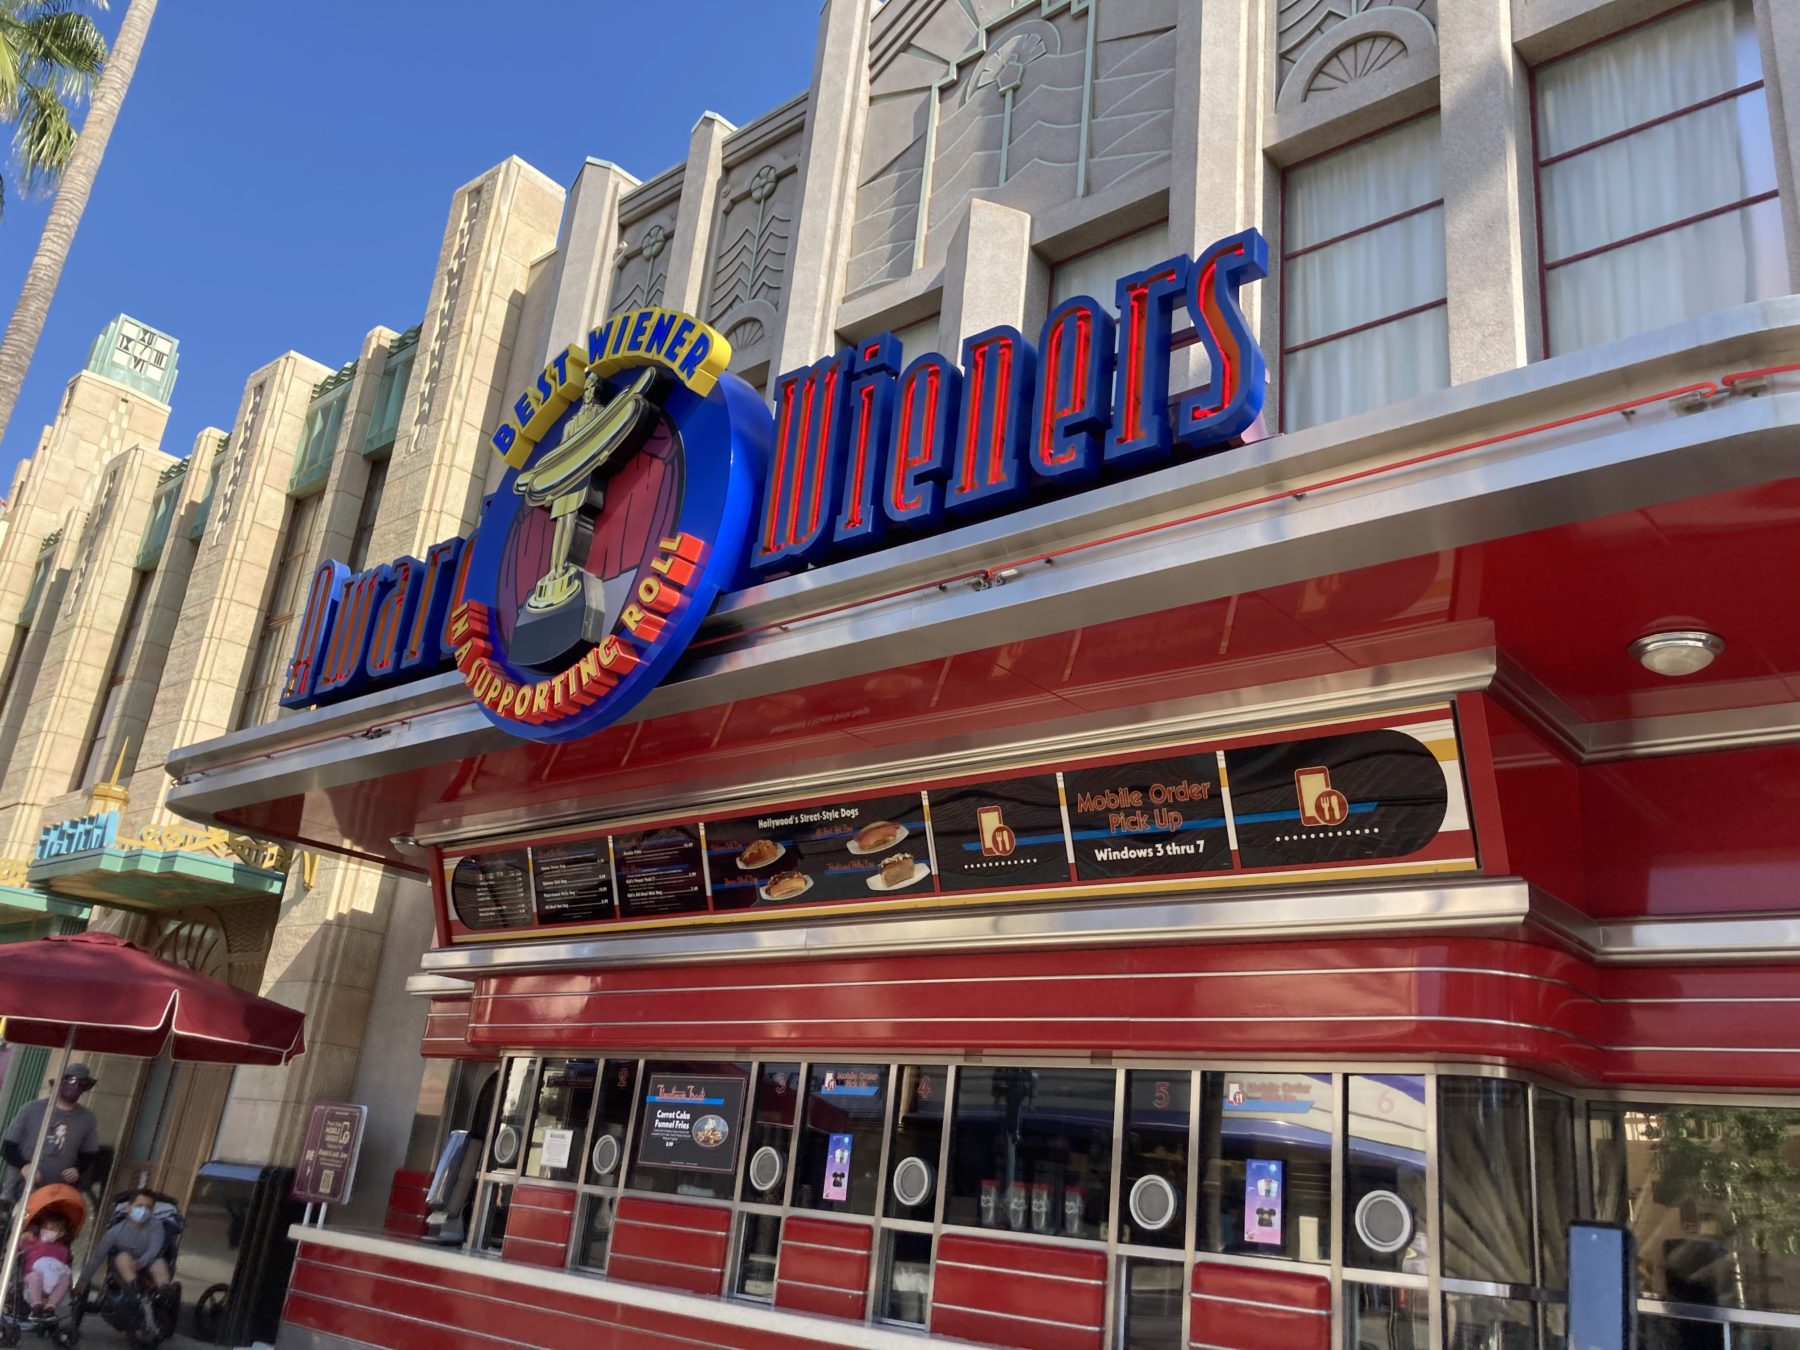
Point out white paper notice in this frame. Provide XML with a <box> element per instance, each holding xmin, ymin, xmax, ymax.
<box><xmin>541</xmin><ymin>1129</ymin><xmax>573</xmax><ymax>1169</ymax></box>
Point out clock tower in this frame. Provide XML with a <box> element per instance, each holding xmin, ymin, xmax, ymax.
<box><xmin>85</xmin><ymin>314</ymin><xmax>179</xmax><ymax>404</ymax></box>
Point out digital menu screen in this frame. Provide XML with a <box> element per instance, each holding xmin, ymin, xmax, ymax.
<box><xmin>613</xmin><ymin>827</ymin><xmax>708</xmax><ymax>919</ymax></box>
<box><xmin>705</xmin><ymin>792</ymin><xmax>930</xmax><ymax>910</ymax></box>
<box><xmin>1223</xmin><ymin>730</ymin><xmax>1448</xmax><ymax>870</ymax></box>
<box><xmin>531</xmin><ymin>839</ymin><xmax>614</xmax><ymax>926</ymax></box>
<box><xmin>930</xmin><ymin>774</ymin><xmax>1070</xmax><ymax>893</ymax></box>
<box><xmin>1064</xmin><ymin>754</ymin><xmax>1232</xmax><ymax>882</ymax></box>
<box><xmin>448</xmin><ymin>851</ymin><xmax>533</xmax><ymax>931</ymax></box>
<box><xmin>635</xmin><ymin>1073</ymin><xmax>747</xmax><ymax>1173</ymax></box>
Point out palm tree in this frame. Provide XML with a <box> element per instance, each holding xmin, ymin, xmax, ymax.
<box><xmin>0</xmin><ymin>0</ymin><xmax>154</xmax><ymax>453</ymax></box>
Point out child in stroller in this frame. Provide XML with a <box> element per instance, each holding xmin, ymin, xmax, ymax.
<box><xmin>75</xmin><ymin>1189</ymin><xmax>183</xmax><ymax>1349</ymax></box>
<box><xmin>0</xmin><ymin>1183</ymin><xmax>87</xmax><ymax>1347</ymax></box>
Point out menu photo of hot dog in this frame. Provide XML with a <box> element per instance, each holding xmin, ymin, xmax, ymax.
<box><xmin>705</xmin><ymin>792</ymin><xmax>932</xmax><ymax>908</ymax></box>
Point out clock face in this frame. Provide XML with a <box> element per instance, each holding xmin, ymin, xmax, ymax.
<box><xmin>114</xmin><ymin>322</ymin><xmax>171</xmax><ymax>375</ymax></box>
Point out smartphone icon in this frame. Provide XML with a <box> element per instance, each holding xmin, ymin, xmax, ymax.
<box><xmin>1295</xmin><ymin>766</ymin><xmax>1350</xmax><ymax>827</ymax></box>
<box><xmin>977</xmin><ymin>806</ymin><xmax>1017</xmax><ymax>857</ymax></box>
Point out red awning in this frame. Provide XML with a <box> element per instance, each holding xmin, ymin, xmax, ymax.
<box><xmin>0</xmin><ymin>931</ymin><xmax>305</xmax><ymax>1065</ymax></box>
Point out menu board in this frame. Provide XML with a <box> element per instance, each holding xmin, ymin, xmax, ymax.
<box><xmin>614</xmin><ymin>826</ymin><xmax>708</xmax><ymax>919</ymax></box>
<box><xmin>1065</xmin><ymin>754</ymin><xmax>1232</xmax><ymax>882</ymax></box>
<box><xmin>532</xmin><ymin>839</ymin><xmax>614</xmax><ymax>926</ymax></box>
<box><xmin>705</xmin><ymin>792</ymin><xmax>929</xmax><ymax>910</ymax></box>
<box><xmin>636</xmin><ymin>1072</ymin><xmax>747</xmax><ymax>1173</ymax></box>
<box><xmin>931</xmin><ymin>774</ymin><xmax>1070</xmax><ymax>892</ymax></box>
<box><xmin>448</xmin><ymin>851</ymin><xmax>533</xmax><ymax>930</ymax></box>
<box><xmin>443</xmin><ymin>709</ymin><xmax>1476</xmax><ymax>939</ymax></box>
<box><xmin>1223</xmin><ymin>730</ymin><xmax>1447</xmax><ymax>870</ymax></box>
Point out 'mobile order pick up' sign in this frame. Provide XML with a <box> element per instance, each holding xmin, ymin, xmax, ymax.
<box><xmin>440</xmin><ymin>705</ymin><xmax>1475</xmax><ymax>942</ymax></box>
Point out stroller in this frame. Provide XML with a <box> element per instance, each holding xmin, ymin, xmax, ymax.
<box><xmin>0</xmin><ymin>1184</ymin><xmax>87</xmax><ymax>1348</ymax></box>
<box><xmin>75</xmin><ymin>1191</ymin><xmax>184</xmax><ymax>1349</ymax></box>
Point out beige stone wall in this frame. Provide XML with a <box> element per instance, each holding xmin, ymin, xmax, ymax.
<box><xmin>0</xmin><ymin>372</ymin><xmax>170</xmax><ymax>707</ymax></box>
<box><xmin>0</xmin><ymin>445</ymin><xmax>175</xmax><ymax>856</ymax></box>
<box><xmin>125</xmin><ymin>353</ymin><xmax>327</xmax><ymax>830</ymax></box>
<box><xmin>370</xmin><ymin>157</ymin><xmax>564</xmax><ymax>561</ymax></box>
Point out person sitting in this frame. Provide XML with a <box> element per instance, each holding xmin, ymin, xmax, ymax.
<box><xmin>19</xmin><ymin>1209</ymin><xmax>72</xmax><ymax>1318</ymax></box>
<box><xmin>78</xmin><ymin>1189</ymin><xmax>169</xmax><ymax>1297</ymax></box>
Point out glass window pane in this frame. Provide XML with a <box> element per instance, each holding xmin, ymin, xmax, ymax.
<box><xmin>1445</xmin><ymin>1293</ymin><xmax>1535</xmax><ymax>1350</ymax></box>
<box><xmin>1732</xmin><ymin>1326</ymin><xmax>1800</xmax><ymax>1350</ymax></box>
<box><xmin>1286</xmin><ymin>115</ymin><xmax>1443</xmax><ymax>251</ymax></box>
<box><xmin>946</xmin><ymin>1067</ymin><xmax>1115</xmax><ymax>1241</ymax></box>
<box><xmin>1440</xmin><ymin>1077</ymin><xmax>1533</xmax><ymax>1284</ymax></box>
<box><xmin>876</xmin><ymin>1229</ymin><xmax>932</xmax><ymax>1327</ymax></box>
<box><xmin>1347</xmin><ymin>1282</ymin><xmax>1429</xmax><ymax>1350</ymax></box>
<box><xmin>793</xmin><ymin>1063</ymin><xmax>888</xmax><ymax>1215</ymax></box>
<box><xmin>1120</xmin><ymin>1258</ymin><xmax>1183</xmax><ymax>1350</ymax></box>
<box><xmin>573</xmin><ymin>1194</ymin><xmax>614</xmax><ymax>1272</ymax></box>
<box><xmin>1050</xmin><ymin>222</ymin><xmax>1173</xmax><ymax>306</ymax></box>
<box><xmin>1536</xmin><ymin>1090</ymin><xmax>1577</xmax><ymax>1291</ymax></box>
<box><xmin>1201</xmin><ymin>1071</ymin><xmax>1331</xmax><ymax>1263</ymax></box>
<box><xmin>487</xmin><ymin>1058</ymin><xmax>535</xmax><ymax>1172</ymax></box>
<box><xmin>1119</xmin><ymin>1071</ymin><xmax>1189</xmax><ymax>1250</ymax></box>
<box><xmin>1643</xmin><ymin>1314</ymin><xmax>1725</xmax><ymax>1349</ymax></box>
<box><xmin>1535</xmin><ymin>0</ymin><xmax>1754</xmax><ymax>158</ymax></box>
<box><xmin>624</xmin><ymin>1060</ymin><xmax>750</xmax><ymax>1201</ymax></box>
<box><xmin>478</xmin><ymin>1182</ymin><xmax>511</xmax><ymax>1252</ymax></box>
<box><xmin>739</xmin><ymin>1062</ymin><xmax>801</xmax><ymax>1203</ymax></box>
<box><xmin>588</xmin><ymin>1058</ymin><xmax>637</xmax><ymax>1184</ymax></box>
<box><xmin>1546</xmin><ymin>198</ymin><xmax>1787</xmax><ymax>353</ymax></box>
<box><xmin>1345</xmin><ymin>1074</ymin><xmax>1430</xmax><ymax>1274</ymax></box>
<box><xmin>1284</xmin><ymin>296</ymin><xmax>1449</xmax><ymax>432</ymax></box>
<box><xmin>733</xmin><ymin>1212</ymin><xmax>781</xmax><ymax>1302</ymax></box>
<box><xmin>1285</xmin><ymin>206</ymin><xmax>1447</xmax><ymax>341</ymax></box>
<box><xmin>1590</xmin><ymin>1102</ymin><xmax>1800</xmax><ymax>1314</ymax></box>
<box><xmin>884</xmin><ymin>1065</ymin><xmax>947</xmax><ymax>1220</ymax></box>
<box><xmin>523</xmin><ymin>1057</ymin><xmax>594</xmax><ymax>1182</ymax></box>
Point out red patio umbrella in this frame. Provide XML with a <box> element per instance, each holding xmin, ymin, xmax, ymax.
<box><xmin>0</xmin><ymin>931</ymin><xmax>304</xmax><ymax>1064</ymax></box>
<box><xmin>0</xmin><ymin>931</ymin><xmax>306</xmax><ymax>1305</ymax></box>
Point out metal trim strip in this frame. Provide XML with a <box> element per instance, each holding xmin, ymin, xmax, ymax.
<box><xmin>935</xmin><ymin>1258</ymin><xmax>1105</xmax><ymax>1287</ymax></box>
<box><xmin>930</xmin><ymin>1299</ymin><xmax>1103</xmax><ymax>1332</ymax></box>
<box><xmin>1190</xmin><ymin>1288</ymin><xmax>1330</xmax><ymax>1316</ymax></box>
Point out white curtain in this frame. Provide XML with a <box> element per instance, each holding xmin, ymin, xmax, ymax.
<box><xmin>1049</xmin><ymin>222</ymin><xmax>1173</xmax><ymax>306</ymax></box>
<box><xmin>1536</xmin><ymin>0</ymin><xmax>1788</xmax><ymax>351</ymax></box>
<box><xmin>1283</xmin><ymin>115</ymin><xmax>1448</xmax><ymax>431</ymax></box>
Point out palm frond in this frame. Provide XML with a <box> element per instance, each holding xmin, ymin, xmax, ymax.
<box><xmin>11</xmin><ymin>76</ymin><xmax>77</xmax><ymax>188</ymax></box>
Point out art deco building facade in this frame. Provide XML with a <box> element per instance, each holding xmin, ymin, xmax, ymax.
<box><xmin>6</xmin><ymin>0</ymin><xmax>1800</xmax><ymax>1347</ymax></box>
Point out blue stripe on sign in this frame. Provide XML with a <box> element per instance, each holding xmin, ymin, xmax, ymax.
<box><xmin>1233</xmin><ymin>801</ymin><xmax>1377</xmax><ymax>825</ymax></box>
<box><xmin>647</xmin><ymin>1095</ymin><xmax>725</xmax><ymax>1106</ymax></box>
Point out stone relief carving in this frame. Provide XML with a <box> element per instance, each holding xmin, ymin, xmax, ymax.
<box><xmin>849</xmin><ymin>0</ymin><xmax>1177</xmax><ymax>293</ymax></box>
<box><xmin>706</xmin><ymin>142</ymin><xmax>800</xmax><ymax>368</ymax></box>
<box><xmin>407</xmin><ymin>184</ymin><xmax>483</xmax><ymax>456</ymax></box>
<box><xmin>1276</xmin><ymin>0</ymin><xmax>1438</xmax><ymax>109</ymax></box>
<box><xmin>611</xmin><ymin>215</ymin><xmax>676</xmax><ymax>317</ymax></box>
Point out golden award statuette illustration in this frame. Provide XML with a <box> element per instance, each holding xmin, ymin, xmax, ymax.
<box><xmin>509</xmin><ymin>366</ymin><xmax>659</xmax><ymax>670</ymax></box>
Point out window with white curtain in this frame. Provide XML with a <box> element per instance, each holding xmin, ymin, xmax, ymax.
<box><xmin>1533</xmin><ymin>0</ymin><xmax>1787</xmax><ymax>355</ymax></box>
<box><xmin>1280</xmin><ymin>114</ymin><xmax>1448</xmax><ymax>432</ymax></box>
<box><xmin>1049</xmin><ymin>221</ymin><xmax>1172</xmax><ymax>306</ymax></box>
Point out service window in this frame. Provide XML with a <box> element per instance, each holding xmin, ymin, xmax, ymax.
<box><xmin>486</xmin><ymin>1057</ymin><xmax>537</xmax><ymax>1173</ymax></box>
<box><xmin>1201</xmin><ymin>1070</ymin><xmax>1332</xmax><ymax>1262</ymax></box>
<box><xmin>946</xmin><ymin>1066</ymin><xmax>1116</xmax><ymax>1240</ymax></box>
<box><xmin>624</xmin><ymin>1059</ymin><xmax>751</xmax><ymax>1202</ymax></box>
<box><xmin>524</xmin><ymin>1057</ymin><xmax>595</xmax><ymax>1182</ymax></box>
<box><xmin>793</xmin><ymin>1063</ymin><xmax>889</xmax><ymax>1215</ymax></box>
<box><xmin>738</xmin><ymin>1062</ymin><xmax>802</xmax><ymax>1204</ymax></box>
<box><xmin>883</xmin><ymin>1065</ymin><xmax>947</xmax><ymax>1221</ymax></box>
<box><xmin>1117</xmin><ymin>1070</ymin><xmax>1190</xmax><ymax>1250</ymax></box>
<box><xmin>1344</xmin><ymin>1074</ymin><xmax>1429</xmax><ymax>1274</ymax></box>
<box><xmin>587</xmin><ymin>1058</ymin><xmax>638</xmax><ymax>1186</ymax></box>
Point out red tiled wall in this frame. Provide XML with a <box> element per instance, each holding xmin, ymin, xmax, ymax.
<box><xmin>1190</xmin><ymin>1262</ymin><xmax>1331</xmax><ymax>1350</ymax></box>
<box><xmin>499</xmin><ymin>1183</ymin><xmax>576</xmax><ymax>1269</ymax></box>
<box><xmin>285</xmin><ymin>1240</ymin><xmax>834</xmax><ymax>1349</ymax></box>
<box><xmin>930</xmin><ymin>1233</ymin><xmax>1106</xmax><ymax>1350</ymax></box>
<box><xmin>772</xmin><ymin>1215</ymin><xmax>870</xmax><ymax>1321</ymax></box>
<box><xmin>381</xmin><ymin>1169</ymin><xmax>433</xmax><ymax>1240</ymax></box>
<box><xmin>605</xmin><ymin>1194</ymin><xmax>730</xmax><ymax>1296</ymax></box>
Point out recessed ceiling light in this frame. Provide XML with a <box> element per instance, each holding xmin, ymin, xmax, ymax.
<box><xmin>1629</xmin><ymin>630</ymin><xmax>1722</xmax><ymax>678</ymax></box>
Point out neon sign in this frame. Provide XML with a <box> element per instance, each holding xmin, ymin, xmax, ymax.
<box><xmin>753</xmin><ymin>229</ymin><xmax>1267</xmax><ymax>573</ymax></box>
<box><xmin>277</xmin><ymin>233</ymin><xmax>1269</xmax><ymax>741</ymax></box>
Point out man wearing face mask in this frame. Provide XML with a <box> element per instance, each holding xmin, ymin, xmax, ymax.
<box><xmin>0</xmin><ymin>1064</ymin><xmax>101</xmax><ymax>1203</ymax></box>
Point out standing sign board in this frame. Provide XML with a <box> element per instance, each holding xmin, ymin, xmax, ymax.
<box><xmin>292</xmin><ymin>1102</ymin><xmax>368</xmax><ymax>1205</ymax></box>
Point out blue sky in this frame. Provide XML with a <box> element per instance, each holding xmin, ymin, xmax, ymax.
<box><xmin>0</xmin><ymin>1</ymin><xmax>823</xmax><ymax>487</ymax></box>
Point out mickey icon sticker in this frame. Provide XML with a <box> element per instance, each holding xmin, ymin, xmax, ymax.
<box><xmin>1294</xmin><ymin>766</ymin><xmax>1350</xmax><ymax>827</ymax></box>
